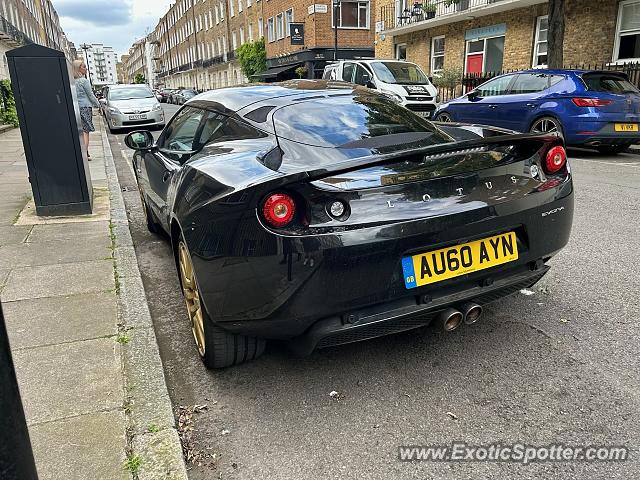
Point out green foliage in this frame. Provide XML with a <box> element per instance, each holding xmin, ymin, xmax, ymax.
<box><xmin>0</xmin><ymin>80</ymin><xmax>19</xmax><ymax>128</ymax></box>
<box><xmin>236</xmin><ymin>37</ymin><xmax>267</xmax><ymax>82</ymax></box>
<box><xmin>432</xmin><ymin>66</ymin><xmax>463</xmax><ymax>90</ymax></box>
<box><xmin>124</xmin><ymin>455</ymin><xmax>141</xmax><ymax>474</ymax></box>
<box><xmin>295</xmin><ymin>66</ymin><xmax>308</xmax><ymax>79</ymax></box>
<box><xmin>134</xmin><ymin>73</ymin><xmax>146</xmax><ymax>84</ymax></box>
<box><xmin>423</xmin><ymin>2</ymin><xmax>437</xmax><ymax>12</ymax></box>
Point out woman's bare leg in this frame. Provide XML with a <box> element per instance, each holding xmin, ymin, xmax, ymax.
<box><xmin>83</xmin><ymin>131</ymin><xmax>90</xmax><ymax>159</ymax></box>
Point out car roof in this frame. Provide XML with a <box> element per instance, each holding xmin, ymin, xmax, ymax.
<box><xmin>190</xmin><ymin>80</ymin><xmax>361</xmax><ymax>113</ymax></box>
<box><xmin>498</xmin><ymin>68</ymin><xmax>629</xmax><ymax>76</ymax></box>
<box><xmin>109</xmin><ymin>84</ymin><xmax>150</xmax><ymax>89</ymax></box>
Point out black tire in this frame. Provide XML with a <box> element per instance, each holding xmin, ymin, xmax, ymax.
<box><xmin>530</xmin><ymin>116</ymin><xmax>564</xmax><ymax>138</ymax></box>
<box><xmin>435</xmin><ymin>112</ymin><xmax>453</xmax><ymax>122</ymax></box>
<box><xmin>176</xmin><ymin>234</ymin><xmax>266</xmax><ymax>369</ymax></box>
<box><xmin>203</xmin><ymin>321</ymin><xmax>266</xmax><ymax>369</ymax></box>
<box><xmin>596</xmin><ymin>144</ymin><xmax>631</xmax><ymax>155</ymax></box>
<box><xmin>138</xmin><ymin>188</ymin><xmax>161</xmax><ymax>233</ymax></box>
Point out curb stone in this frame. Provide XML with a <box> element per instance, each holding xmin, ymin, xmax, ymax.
<box><xmin>102</xmin><ymin>128</ymin><xmax>188</xmax><ymax>480</ymax></box>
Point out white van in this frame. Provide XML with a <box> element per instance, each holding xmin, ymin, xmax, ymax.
<box><xmin>322</xmin><ymin>60</ymin><xmax>439</xmax><ymax>118</ymax></box>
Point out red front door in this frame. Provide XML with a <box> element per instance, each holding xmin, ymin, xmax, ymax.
<box><xmin>466</xmin><ymin>53</ymin><xmax>483</xmax><ymax>74</ymax></box>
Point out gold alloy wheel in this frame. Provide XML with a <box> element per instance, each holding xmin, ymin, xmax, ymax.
<box><xmin>178</xmin><ymin>241</ymin><xmax>205</xmax><ymax>357</ymax></box>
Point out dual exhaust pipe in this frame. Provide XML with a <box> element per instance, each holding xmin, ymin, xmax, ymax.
<box><xmin>438</xmin><ymin>303</ymin><xmax>483</xmax><ymax>332</ymax></box>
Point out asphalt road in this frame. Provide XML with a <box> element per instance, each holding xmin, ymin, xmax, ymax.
<box><xmin>109</xmin><ymin>103</ymin><xmax>640</xmax><ymax>479</ymax></box>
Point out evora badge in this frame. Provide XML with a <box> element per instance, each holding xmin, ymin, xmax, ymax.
<box><xmin>541</xmin><ymin>206</ymin><xmax>565</xmax><ymax>217</ymax></box>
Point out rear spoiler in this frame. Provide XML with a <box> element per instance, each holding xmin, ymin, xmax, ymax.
<box><xmin>303</xmin><ymin>132</ymin><xmax>562</xmax><ymax>181</ymax></box>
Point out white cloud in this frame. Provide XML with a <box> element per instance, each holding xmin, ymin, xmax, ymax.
<box><xmin>53</xmin><ymin>0</ymin><xmax>173</xmax><ymax>57</ymax></box>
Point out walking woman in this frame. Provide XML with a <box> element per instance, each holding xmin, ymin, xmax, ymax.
<box><xmin>72</xmin><ymin>59</ymin><xmax>100</xmax><ymax>159</ymax></box>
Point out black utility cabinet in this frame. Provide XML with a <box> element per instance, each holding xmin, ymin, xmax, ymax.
<box><xmin>7</xmin><ymin>44</ymin><xmax>92</xmax><ymax>216</ymax></box>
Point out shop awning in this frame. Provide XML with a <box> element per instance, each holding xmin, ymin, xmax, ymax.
<box><xmin>253</xmin><ymin>64</ymin><xmax>299</xmax><ymax>80</ymax></box>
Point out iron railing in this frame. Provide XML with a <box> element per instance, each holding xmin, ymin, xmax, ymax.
<box><xmin>379</xmin><ymin>0</ymin><xmax>505</xmax><ymax>32</ymax></box>
<box><xmin>435</xmin><ymin>62</ymin><xmax>640</xmax><ymax>102</ymax></box>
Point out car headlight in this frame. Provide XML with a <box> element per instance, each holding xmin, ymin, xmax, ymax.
<box><xmin>152</xmin><ymin>104</ymin><xmax>162</xmax><ymax>111</ymax></box>
<box><xmin>385</xmin><ymin>93</ymin><xmax>404</xmax><ymax>104</ymax></box>
<box><xmin>108</xmin><ymin>107</ymin><xmax>121</xmax><ymax>114</ymax></box>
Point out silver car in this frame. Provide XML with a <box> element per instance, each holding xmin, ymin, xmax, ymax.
<box><xmin>101</xmin><ymin>84</ymin><xmax>165</xmax><ymax>133</ymax></box>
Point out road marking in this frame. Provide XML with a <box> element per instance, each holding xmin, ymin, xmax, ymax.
<box><xmin>120</xmin><ymin>148</ymin><xmax>136</xmax><ymax>178</ymax></box>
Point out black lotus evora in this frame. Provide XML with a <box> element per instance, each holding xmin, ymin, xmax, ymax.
<box><xmin>125</xmin><ymin>80</ymin><xmax>574</xmax><ymax>368</ymax></box>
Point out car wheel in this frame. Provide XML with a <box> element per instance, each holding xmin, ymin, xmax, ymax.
<box><xmin>137</xmin><ymin>186</ymin><xmax>161</xmax><ymax>233</ymax></box>
<box><xmin>177</xmin><ymin>238</ymin><xmax>265</xmax><ymax>368</ymax></box>
<box><xmin>435</xmin><ymin>112</ymin><xmax>453</xmax><ymax>122</ymax></box>
<box><xmin>530</xmin><ymin>116</ymin><xmax>564</xmax><ymax>138</ymax></box>
<box><xmin>596</xmin><ymin>144</ymin><xmax>631</xmax><ymax>155</ymax></box>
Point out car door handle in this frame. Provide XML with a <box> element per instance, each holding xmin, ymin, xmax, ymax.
<box><xmin>162</xmin><ymin>171</ymin><xmax>171</xmax><ymax>183</ymax></box>
<box><xmin>488</xmin><ymin>105</ymin><xmax>498</xmax><ymax>109</ymax></box>
<box><xmin>526</xmin><ymin>103</ymin><xmax>537</xmax><ymax>108</ymax></box>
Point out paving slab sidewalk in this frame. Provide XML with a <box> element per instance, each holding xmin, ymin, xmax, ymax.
<box><xmin>0</xmin><ymin>118</ymin><xmax>187</xmax><ymax>479</ymax></box>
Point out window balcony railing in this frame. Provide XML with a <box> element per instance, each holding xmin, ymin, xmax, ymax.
<box><xmin>178</xmin><ymin>62</ymin><xmax>193</xmax><ymax>72</ymax></box>
<box><xmin>378</xmin><ymin>0</ymin><xmax>505</xmax><ymax>33</ymax></box>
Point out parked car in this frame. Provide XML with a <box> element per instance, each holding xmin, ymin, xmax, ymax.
<box><xmin>158</xmin><ymin>88</ymin><xmax>177</xmax><ymax>103</ymax></box>
<box><xmin>434</xmin><ymin>69</ymin><xmax>640</xmax><ymax>154</ymax></box>
<box><xmin>323</xmin><ymin>59</ymin><xmax>439</xmax><ymax>118</ymax></box>
<box><xmin>101</xmin><ymin>84</ymin><xmax>165</xmax><ymax>133</ymax></box>
<box><xmin>172</xmin><ymin>88</ymin><xmax>198</xmax><ymax>105</ymax></box>
<box><xmin>124</xmin><ymin>81</ymin><xmax>573</xmax><ymax>368</ymax></box>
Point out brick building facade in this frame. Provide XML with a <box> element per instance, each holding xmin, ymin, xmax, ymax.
<box><xmin>261</xmin><ymin>0</ymin><xmax>376</xmax><ymax>79</ymax></box>
<box><xmin>374</xmin><ymin>0</ymin><xmax>633</xmax><ymax>78</ymax></box>
<box><xmin>139</xmin><ymin>0</ymin><xmax>379</xmax><ymax>89</ymax></box>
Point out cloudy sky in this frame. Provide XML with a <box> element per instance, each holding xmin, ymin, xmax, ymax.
<box><xmin>53</xmin><ymin>0</ymin><xmax>173</xmax><ymax>58</ymax></box>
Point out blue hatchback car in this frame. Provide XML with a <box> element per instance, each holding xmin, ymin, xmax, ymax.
<box><xmin>434</xmin><ymin>69</ymin><xmax>640</xmax><ymax>154</ymax></box>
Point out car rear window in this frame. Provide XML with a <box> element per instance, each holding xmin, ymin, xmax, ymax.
<box><xmin>272</xmin><ymin>93</ymin><xmax>449</xmax><ymax>148</ymax></box>
<box><xmin>582</xmin><ymin>73</ymin><xmax>639</xmax><ymax>93</ymax></box>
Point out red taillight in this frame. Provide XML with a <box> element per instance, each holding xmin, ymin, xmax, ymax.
<box><xmin>262</xmin><ymin>193</ymin><xmax>296</xmax><ymax>227</ymax></box>
<box><xmin>545</xmin><ymin>146</ymin><xmax>567</xmax><ymax>174</ymax></box>
<box><xmin>572</xmin><ymin>97</ymin><xmax>612</xmax><ymax>107</ymax></box>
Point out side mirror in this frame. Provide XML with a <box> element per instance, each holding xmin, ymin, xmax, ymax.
<box><xmin>125</xmin><ymin>130</ymin><xmax>154</xmax><ymax>151</ymax></box>
<box><xmin>99</xmin><ymin>98</ymin><xmax>107</xmax><ymax>105</ymax></box>
<box><xmin>428</xmin><ymin>76</ymin><xmax>434</xmax><ymax>83</ymax></box>
<box><xmin>467</xmin><ymin>90</ymin><xmax>480</xmax><ymax>100</ymax></box>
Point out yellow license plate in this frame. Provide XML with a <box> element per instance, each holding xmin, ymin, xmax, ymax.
<box><xmin>402</xmin><ymin>232</ymin><xmax>519</xmax><ymax>288</ymax></box>
<box><xmin>614</xmin><ymin>123</ymin><xmax>638</xmax><ymax>132</ymax></box>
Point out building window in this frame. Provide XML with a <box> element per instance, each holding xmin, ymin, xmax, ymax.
<box><xmin>431</xmin><ymin>36</ymin><xmax>444</xmax><ymax>72</ymax></box>
<box><xmin>238</xmin><ymin>0</ymin><xmax>243</xmax><ymax>13</ymax></box>
<box><xmin>395</xmin><ymin>43</ymin><xmax>406</xmax><ymax>60</ymax></box>
<box><xmin>615</xmin><ymin>0</ymin><xmax>640</xmax><ymax>61</ymax></box>
<box><xmin>267</xmin><ymin>17</ymin><xmax>275</xmax><ymax>42</ymax></box>
<box><xmin>285</xmin><ymin>9</ymin><xmax>293</xmax><ymax>37</ymax></box>
<box><xmin>247</xmin><ymin>0</ymin><xmax>252</xmax><ymax>7</ymax></box>
<box><xmin>465</xmin><ymin>36</ymin><xmax>505</xmax><ymax>74</ymax></box>
<box><xmin>232</xmin><ymin>31</ymin><xmax>237</xmax><ymax>50</ymax></box>
<box><xmin>240</xmin><ymin>26</ymin><xmax>245</xmax><ymax>44</ymax></box>
<box><xmin>259</xmin><ymin>17</ymin><xmax>264</xmax><ymax>37</ymax></box>
<box><xmin>276</xmin><ymin>13</ymin><xmax>285</xmax><ymax>40</ymax></box>
<box><xmin>533</xmin><ymin>16</ymin><xmax>548</xmax><ymax>67</ymax></box>
<box><xmin>333</xmin><ymin>1</ymin><xmax>369</xmax><ymax>29</ymax></box>
<box><xmin>248</xmin><ymin>23</ymin><xmax>254</xmax><ymax>42</ymax></box>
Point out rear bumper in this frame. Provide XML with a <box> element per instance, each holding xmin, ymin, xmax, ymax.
<box><xmin>566</xmin><ymin>119</ymin><xmax>640</xmax><ymax>146</ymax></box>
<box><xmin>287</xmin><ymin>265</ymin><xmax>548</xmax><ymax>355</ymax></box>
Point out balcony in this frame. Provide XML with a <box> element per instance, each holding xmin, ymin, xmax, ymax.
<box><xmin>378</xmin><ymin>0</ymin><xmax>545</xmax><ymax>35</ymax></box>
<box><xmin>0</xmin><ymin>14</ymin><xmax>33</xmax><ymax>47</ymax></box>
<box><xmin>178</xmin><ymin>62</ymin><xmax>192</xmax><ymax>72</ymax></box>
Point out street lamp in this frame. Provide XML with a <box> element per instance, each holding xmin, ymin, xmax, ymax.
<box><xmin>79</xmin><ymin>43</ymin><xmax>93</xmax><ymax>86</ymax></box>
<box><xmin>333</xmin><ymin>0</ymin><xmax>341</xmax><ymax>61</ymax></box>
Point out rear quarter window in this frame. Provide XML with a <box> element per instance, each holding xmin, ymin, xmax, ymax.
<box><xmin>582</xmin><ymin>73</ymin><xmax>639</xmax><ymax>93</ymax></box>
<box><xmin>272</xmin><ymin>93</ymin><xmax>449</xmax><ymax>148</ymax></box>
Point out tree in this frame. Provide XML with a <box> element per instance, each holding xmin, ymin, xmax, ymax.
<box><xmin>547</xmin><ymin>0</ymin><xmax>566</xmax><ymax>68</ymax></box>
<box><xmin>236</xmin><ymin>38</ymin><xmax>267</xmax><ymax>82</ymax></box>
<box><xmin>134</xmin><ymin>73</ymin><xmax>146</xmax><ymax>84</ymax></box>
<box><xmin>295</xmin><ymin>66</ymin><xmax>308</xmax><ymax>79</ymax></box>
